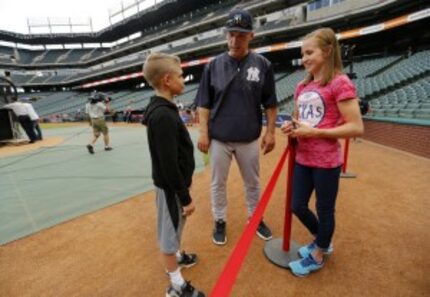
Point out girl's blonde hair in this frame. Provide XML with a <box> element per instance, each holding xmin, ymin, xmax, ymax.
<box><xmin>303</xmin><ymin>27</ymin><xmax>343</xmax><ymax>86</ymax></box>
<box><xmin>143</xmin><ymin>52</ymin><xmax>181</xmax><ymax>88</ymax></box>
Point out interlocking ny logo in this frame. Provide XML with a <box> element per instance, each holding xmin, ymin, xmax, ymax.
<box><xmin>234</xmin><ymin>14</ymin><xmax>242</xmax><ymax>23</ymax></box>
<box><xmin>246</xmin><ymin>67</ymin><xmax>260</xmax><ymax>82</ymax></box>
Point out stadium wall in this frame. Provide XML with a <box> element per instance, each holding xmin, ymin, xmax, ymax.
<box><xmin>363</xmin><ymin>119</ymin><xmax>430</xmax><ymax>158</ymax></box>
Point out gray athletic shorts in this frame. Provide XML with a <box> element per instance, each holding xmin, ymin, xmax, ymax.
<box><xmin>156</xmin><ymin>187</ymin><xmax>186</xmax><ymax>254</ymax></box>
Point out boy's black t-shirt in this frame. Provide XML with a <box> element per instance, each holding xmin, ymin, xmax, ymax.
<box><xmin>143</xmin><ymin>96</ymin><xmax>195</xmax><ymax>206</ymax></box>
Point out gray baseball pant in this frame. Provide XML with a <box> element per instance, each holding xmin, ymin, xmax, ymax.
<box><xmin>209</xmin><ymin>139</ymin><xmax>260</xmax><ymax>221</ymax></box>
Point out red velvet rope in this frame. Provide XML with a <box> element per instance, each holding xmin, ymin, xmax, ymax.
<box><xmin>209</xmin><ymin>147</ymin><xmax>289</xmax><ymax>297</ymax></box>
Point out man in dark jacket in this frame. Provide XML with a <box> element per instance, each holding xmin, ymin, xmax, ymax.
<box><xmin>195</xmin><ymin>9</ymin><xmax>277</xmax><ymax>245</ymax></box>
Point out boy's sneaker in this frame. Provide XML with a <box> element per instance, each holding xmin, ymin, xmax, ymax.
<box><xmin>288</xmin><ymin>254</ymin><xmax>324</xmax><ymax>277</ymax></box>
<box><xmin>177</xmin><ymin>251</ymin><xmax>197</xmax><ymax>269</ymax></box>
<box><xmin>212</xmin><ymin>219</ymin><xmax>227</xmax><ymax>245</ymax></box>
<box><xmin>256</xmin><ymin>220</ymin><xmax>273</xmax><ymax>241</ymax></box>
<box><xmin>104</xmin><ymin>147</ymin><xmax>113</xmax><ymax>151</ymax></box>
<box><xmin>86</xmin><ymin>144</ymin><xmax>94</xmax><ymax>154</ymax></box>
<box><xmin>298</xmin><ymin>242</ymin><xmax>334</xmax><ymax>258</ymax></box>
<box><xmin>166</xmin><ymin>281</ymin><xmax>205</xmax><ymax>297</ymax></box>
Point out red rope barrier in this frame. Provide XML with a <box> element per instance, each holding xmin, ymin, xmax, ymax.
<box><xmin>282</xmin><ymin>140</ymin><xmax>295</xmax><ymax>251</ymax></box>
<box><xmin>209</xmin><ymin>147</ymin><xmax>289</xmax><ymax>297</ymax></box>
<box><xmin>342</xmin><ymin>138</ymin><xmax>350</xmax><ymax>174</ymax></box>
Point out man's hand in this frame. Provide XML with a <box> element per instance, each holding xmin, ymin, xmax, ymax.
<box><xmin>197</xmin><ymin>107</ymin><xmax>210</xmax><ymax>153</ymax></box>
<box><xmin>182</xmin><ymin>202</ymin><xmax>195</xmax><ymax>217</ymax></box>
<box><xmin>261</xmin><ymin>132</ymin><xmax>275</xmax><ymax>155</ymax></box>
<box><xmin>197</xmin><ymin>133</ymin><xmax>210</xmax><ymax>153</ymax></box>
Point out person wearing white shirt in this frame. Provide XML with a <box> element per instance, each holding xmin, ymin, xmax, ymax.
<box><xmin>85</xmin><ymin>94</ymin><xmax>113</xmax><ymax>154</ymax></box>
<box><xmin>22</xmin><ymin>100</ymin><xmax>43</xmax><ymax>141</ymax></box>
<box><xmin>4</xmin><ymin>98</ymin><xmax>37</xmax><ymax>143</ymax></box>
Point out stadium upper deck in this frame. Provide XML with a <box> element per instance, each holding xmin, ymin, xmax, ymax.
<box><xmin>0</xmin><ymin>0</ymin><xmax>429</xmax><ymax>90</ymax></box>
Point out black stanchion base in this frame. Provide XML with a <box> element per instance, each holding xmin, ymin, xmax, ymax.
<box><xmin>340</xmin><ymin>172</ymin><xmax>357</xmax><ymax>178</ymax></box>
<box><xmin>263</xmin><ymin>238</ymin><xmax>301</xmax><ymax>269</ymax></box>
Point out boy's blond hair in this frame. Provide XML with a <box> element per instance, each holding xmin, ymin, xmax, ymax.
<box><xmin>143</xmin><ymin>52</ymin><xmax>181</xmax><ymax>88</ymax></box>
<box><xmin>302</xmin><ymin>27</ymin><xmax>343</xmax><ymax>86</ymax></box>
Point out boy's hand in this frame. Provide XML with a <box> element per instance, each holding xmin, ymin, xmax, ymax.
<box><xmin>182</xmin><ymin>202</ymin><xmax>195</xmax><ymax>217</ymax></box>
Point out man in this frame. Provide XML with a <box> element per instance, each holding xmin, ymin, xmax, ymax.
<box><xmin>22</xmin><ymin>98</ymin><xmax>43</xmax><ymax>140</ymax></box>
<box><xmin>195</xmin><ymin>9</ymin><xmax>278</xmax><ymax>245</ymax></box>
<box><xmin>85</xmin><ymin>93</ymin><xmax>113</xmax><ymax>154</ymax></box>
<box><xmin>4</xmin><ymin>97</ymin><xmax>38</xmax><ymax>143</ymax></box>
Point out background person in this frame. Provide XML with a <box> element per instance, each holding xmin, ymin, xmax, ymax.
<box><xmin>4</xmin><ymin>97</ymin><xmax>38</xmax><ymax>143</ymax></box>
<box><xmin>85</xmin><ymin>93</ymin><xmax>113</xmax><ymax>154</ymax></box>
<box><xmin>22</xmin><ymin>98</ymin><xmax>42</xmax><ymax>141</ymax></box>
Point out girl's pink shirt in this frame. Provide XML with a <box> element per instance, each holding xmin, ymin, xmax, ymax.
<box><xmin>294</xmin><ymin>74</ymin><xmax>357</xmax><ymax>168</ymax></box>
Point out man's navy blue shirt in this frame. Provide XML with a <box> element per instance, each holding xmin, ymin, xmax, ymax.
<box><xmin>195</xmin><ymin>52</ymin><xmax>277</xmax><ymax>142</ymax></box>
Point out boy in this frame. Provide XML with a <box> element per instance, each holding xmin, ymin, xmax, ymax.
<box><xmin>142</xmin><ymin>53</ymin><xmax>205</xmax><ymax>297</ymax></box>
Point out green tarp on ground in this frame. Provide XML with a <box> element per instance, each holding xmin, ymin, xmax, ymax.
<box><xmin>0</xmin><ymin>125</ymin><xmax>204</xmax><ymax>245</ymax></box>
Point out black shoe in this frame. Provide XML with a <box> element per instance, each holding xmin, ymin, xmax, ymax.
<box><xmin>212</xmin><ymin>219</ymin><xmax>227</xmax><ymax>245</ymax></box>
<box><xmin>256</xmin><ymin>220</ymin><xmax>272</xmax><ymax>241</ymax></box>
<box><xmin>104</xmin><ymin>147</ymin><xmax>113</xmax><ymax>151</ymax></box>
<box><xmin>166</xmin><ymin>281</ymin><xmax>205</xmax><ymax>297</ymax></box>
<box><xmin>86</xmin><ymin>144</ymin><xmax>94</xmax><ymax>154</ymax></box>
<box><xmin>177</xmin><ymin>251</ymin><xmax>197</xmax><ymax>269</ymax></box>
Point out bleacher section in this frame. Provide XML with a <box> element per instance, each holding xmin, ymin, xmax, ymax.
<box><xmin>0</xmin><ymin>0</ymin><xmax>288</xmax><ymax>72</ymax></box>
<box><xmin>0</xmin><ymin>46</ymin><xmax>14</xmax><ymax>64</ymax></box>
<box><xmin>10</xmin><ymin>73</ymin><xmax>33</xmax><ymax>85</ymax></box>
<box><xmin>276</xmin><ymin>50</ymin><xmax>430</xmax><ymax>120</ymax></box>
<box><xmin>350</xmin><ymin>55</ymin><xmax>400</xmax><ymax>78</ymax></box>
<box><xmin>368</xmin><ymin>77</ymin><xmax>430</xmax><ymax>120</ymax></box>
<box><xmin>33</xmin><ymin>50</ymin><xmax>66</xmax><ymax>64</ymax></box>
<box><xmin>19</xmin><ymin>49</ymin><xmax>429</xmax><ymax>122</ymax></box>
<box><xmin>16</xmin><ymin>50</ymin><xmax>37</xmax><ymax>64</ymax></box>
<box><xmin>173</xmin><ymin>83</ymin><xmax>200</xmax><ymax>106</ymax></box>
<box><xmin>352</xmin><ymin>50</ymin><xmax>430</xmax><ymax>121</ymax></box>
<box><xmin>0</xmin><ymin>1</ymin><xmax>237</xmax><ymax>70</ymax></box>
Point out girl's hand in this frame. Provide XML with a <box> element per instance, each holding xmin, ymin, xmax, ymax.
<box><xmin>289</xmin><ymin>119</ymin><xmax>316</xmax><ymax>138</ymax></box>
<box><xmin>282</xmin><ymin>119</ymin><xmax>316</xmax><ymax>138</ymax></box>
<box><xmin>280</xmin><ymin>120</ymin><xmax>295</xmax><ymax>135</ymax></box>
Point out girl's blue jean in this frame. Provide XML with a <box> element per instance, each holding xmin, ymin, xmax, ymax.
<box><xmin>292</xmin><ymin>162</ymin><xmax>341</xmax><ymax>249</ymax></box>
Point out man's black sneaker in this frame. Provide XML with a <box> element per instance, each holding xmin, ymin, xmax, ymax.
<box><xmin>166</xmin><ymin>281</ymin><xmax>205</xmax><ymax>297</ymax></box>
<box><xmin>104</xmin><ymin>147</ymin><xmax>113</xmax><ymax>151</ymax></box>
<box><xmin>256</xmin><ymin>220</ymin><xmax>273</xmax><ymax>240</ymax></box>
<box><xmin>86</xmin><ymin>144</ymin><xmax>94</xmax><ymax>154</ymax></box>
<box><xmin>177</xmin><ymin>251</ymin><xmax>197</xmax><ymax>269</ymax></box>
<box><xmin>212</xmin><ymin>219</ymin><xmax>227</xmax><ymax>245</ymax></box>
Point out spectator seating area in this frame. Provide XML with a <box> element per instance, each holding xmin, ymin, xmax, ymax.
<box><xmin>0</xmin><ymin>1</ymin><xmax>239</xmax><ymax>70</ymax></box>
<box><xmin>0</xmin><ymin>46</ymin><xmax>107</xmax><ymax>66</ymax></box>
<box><xmin>17</xmin><ymin>49</ymin><xmax>430</xmax><ymax>123</ymax></box>
<box><xmin>0</xmin><ymin>0</ymin><xmax>291</xmax><ymax>86</ymax></box>
<box><xmin>368</xmin><ymin>77</ymin><xmax>430</xmax><ymax>120</ymax></box>
<box><xmin>278</xmin><ymin>50</ymin><xmax>430</xmax><ymax>121</ymax></box>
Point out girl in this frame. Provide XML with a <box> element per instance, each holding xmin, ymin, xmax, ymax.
<box><xmin>281</xmin><ymin>28</ymin><xmax>364</xmax><ymax>277</ymax></box>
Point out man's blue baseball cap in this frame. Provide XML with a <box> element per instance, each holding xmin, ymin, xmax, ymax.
<box><xmin>225</xmin><ymin>9</ymin><xmax>253</xmax><ymax>32</ymax></box>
